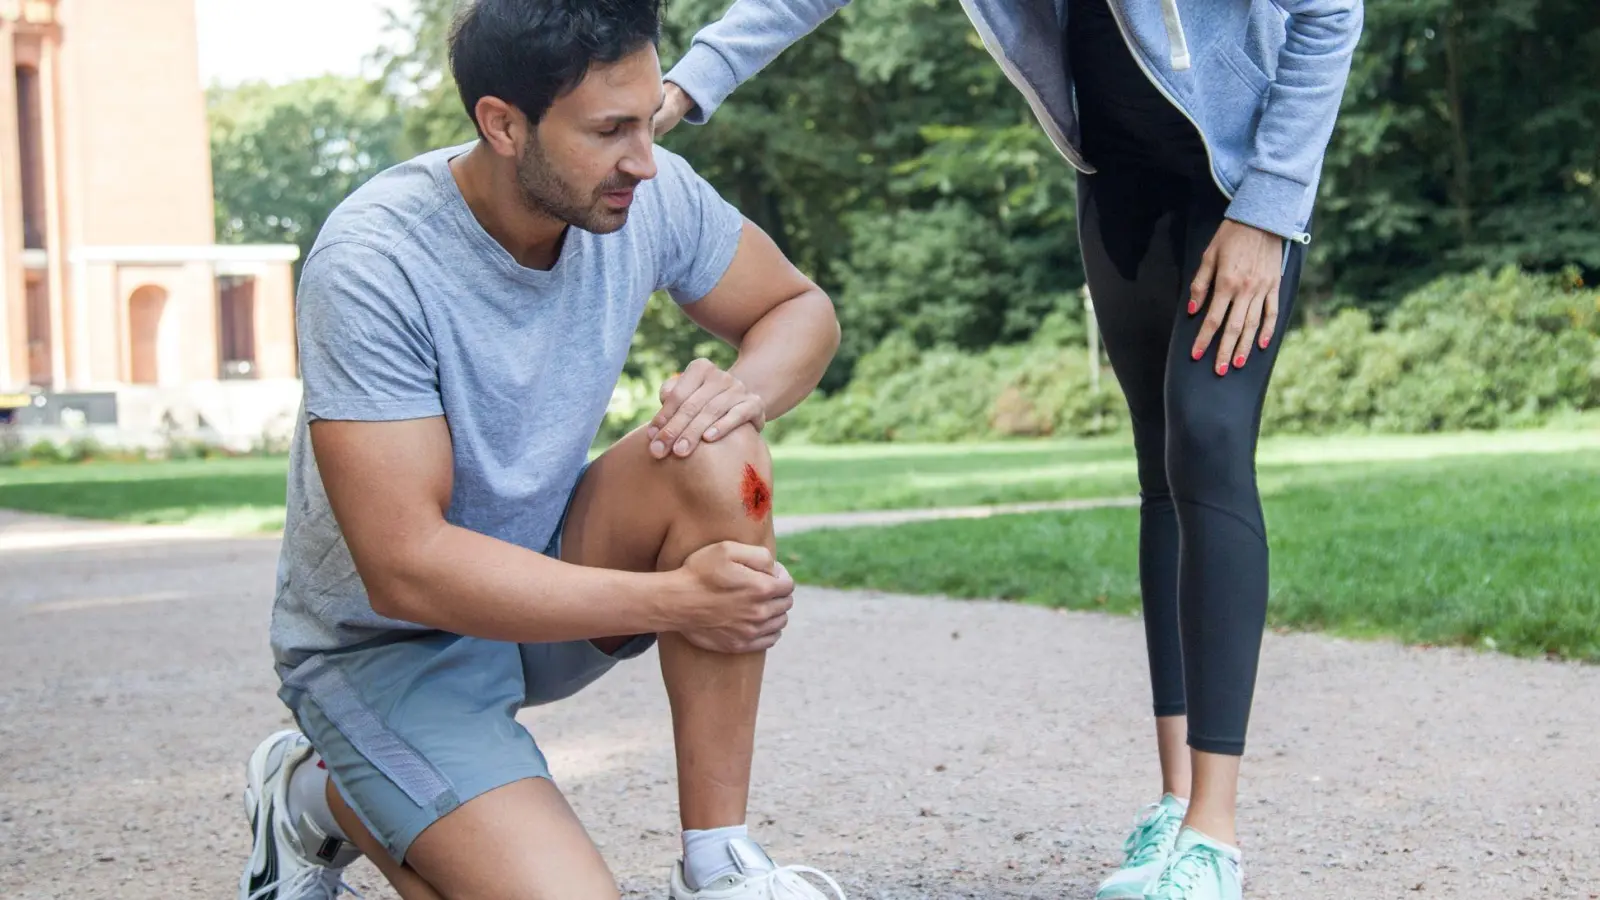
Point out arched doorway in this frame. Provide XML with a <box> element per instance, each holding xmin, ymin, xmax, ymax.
<box><xmin>128</xmin><ymin>285</ymin><xmax>169</xmax><ymax>385</ymax></box>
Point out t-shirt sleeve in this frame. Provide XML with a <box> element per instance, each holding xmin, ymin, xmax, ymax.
<box><xmin>649</xmin><ymin>149</ymin><xmax>746</xmax><ymax>304</ymax></box>
<box><xmin>295</xmin><ymin>241</ymin><xmax>444</xmax><ymax>422</ymax></box>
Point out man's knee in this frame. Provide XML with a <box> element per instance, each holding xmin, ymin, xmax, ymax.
<box><xmin>667</xmin><ymin>423</ymin><xmax>773</xmax><ymax>523</ymax></box>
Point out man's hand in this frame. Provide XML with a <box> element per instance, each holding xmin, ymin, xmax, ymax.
<box><xmin>652</xmin><ymin>82</ymin><xmax>696</xmax><ymax>138</ymax></box>
<box><xmin>647</xmin><ymin>358</ymin><xmax>765</xmax><ymax>459</ymax></box>
<box><xmin>1189</xmin><ymin>220</ymin><xmax>1284</xmax><ymax>376</ymax></box>
<box><xmin>673</xmin><ymin>542</ymin><xmax>795</xmax><ymax>654</ymax></box>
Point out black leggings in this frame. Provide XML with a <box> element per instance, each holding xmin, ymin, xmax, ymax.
<box><xmin>1076</xmin><ymin>166</ymin><xmax>1305</xmax><ymax>757</ymax></box>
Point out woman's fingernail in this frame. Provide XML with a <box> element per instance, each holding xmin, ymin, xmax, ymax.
<box><xmin>1188</xmin><ymin>300</ymin><xmax>1199</xmax><ymax>315</ymax></box>
<box><xmin>1234</xmin><ymin>355</ymin><xmax>1246</xmax><ymax>368</ymax></box>
<box><xmin>1260</xmin><ymin>336</ymin><xmax>1270</xmax><ymax>349</ymax></box>
<box><xmin>705</xmin><ymin>427</ymin><xmax>719</xmax><ymax>441</ymax></box>
<box><xmin>1192</xmin><ymin>348</ymin><xmax>1203</xmax><ymax>361</ymax></box>
<box><xmin>1217</xmin><ymin>363</ymin><xmax>1229</xmax><ymax>376</ymax></box>
<box><xmin>674</xmin><ymin>439</ymin><xmax>690</xmax><ymax>456</ymax></box>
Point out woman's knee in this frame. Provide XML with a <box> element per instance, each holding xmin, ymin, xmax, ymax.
<box><xmin>1164</xmin><ymin>404</ymin><xmax>1256</xmax><ymax>498</ymax></box>
<box><xmin>1130</xmin><ymin>420</ymin><xmax>1172</xmax><ymax>496</ymax></box>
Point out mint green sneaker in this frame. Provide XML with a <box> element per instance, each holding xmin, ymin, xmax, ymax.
<box><xmin>1093</xmin><ymin>794</ymin><xmax>1187</xmax><ymax>899</ymax></box>
<box><xmin>1142</xmin><ymin>828</ymin><xmax>1243</xmax><ymax>900</ymax></box>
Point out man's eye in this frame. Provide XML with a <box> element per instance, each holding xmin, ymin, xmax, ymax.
<box><xmin>598</xmin><ymin>125</ymin><xmax>621</xmax><ymax>137</ymax></box>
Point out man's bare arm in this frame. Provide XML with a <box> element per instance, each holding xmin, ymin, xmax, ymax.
<box><xmin>690</xmin><ymin>219</ymin><xmax>838</xmax><ymax>420</ymax></box>
<box><xmin>649</xmin><ymin>219</ymin><xmax>839</xmax><ymax>458</ymax></box>
<box><xmin>310</xmin><ymin>416</ymin><xmax>784</xmax><ymax>645</ymax></box>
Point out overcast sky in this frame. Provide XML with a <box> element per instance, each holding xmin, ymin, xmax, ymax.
<box><xmin>193</xmin><ymin>0</ymin><xmax>407</xmax><ymax>87</ymax></box>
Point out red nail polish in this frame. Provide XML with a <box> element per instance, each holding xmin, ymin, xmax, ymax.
<box><xmin>1260</xmin><ymin>337</ymin><xmax>1270</xmax><ymax>349</ymax></box>
<box><xmin>1217</xmin><ymin>363</ymin><xmax>1229</xmax><ymax>376</ymax></box>
<box><xmin>1187</xmin><ymin>300</ymin><xmax>1199</xmax><ymax>315</ymax></box>
<box><xmin>1234</xmin><ymin>355</ymin><xmax>1246</xmax><ymax>368</ymax></box>
<box><xmin>1192</xmin><ymin>348</ymin><xmax>1203</xmax><ymax>361</ymax></box>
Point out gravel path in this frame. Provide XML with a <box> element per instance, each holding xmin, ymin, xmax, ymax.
<box><xmin>2</xmin><ymin>511</ymin><xmax>1597</xmax><ymax>899</ymax></box>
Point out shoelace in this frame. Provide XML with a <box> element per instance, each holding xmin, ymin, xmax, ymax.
<box><xmin>1146</xmin><ymin>843</ymin><xmax>1230</xmax><ymax>898</ymax></box>
<box><xmin>745</xmin><ymin>864</ymin><xmax>849</xmax><ymax>899</ymax></box>
<box><xmin>1121</xmin><ymin>803</ymin><xmax>1181</xmax><ymax>867</ymax></box>
<box><xmin>246</xmin><ymin>865</ymin><xmax>364</xmax><ymax>900</ymax></box>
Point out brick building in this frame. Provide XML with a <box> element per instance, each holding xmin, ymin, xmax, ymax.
<box><xmin>1</xmin><ymin>0</ymin><xmax>300</xmax><ymax>447</ymax></box>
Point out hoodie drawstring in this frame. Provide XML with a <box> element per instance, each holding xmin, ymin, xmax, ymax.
<box><xmin>1160</xmin><ymin>0</ymin><xmax>1192</xmax><ymax>70</ymax></box>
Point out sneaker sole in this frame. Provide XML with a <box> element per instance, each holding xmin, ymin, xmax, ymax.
<box><xmin>239</xmin><ymin>729</ymin><xmax>300</xmax><ymax>900</ymax></box>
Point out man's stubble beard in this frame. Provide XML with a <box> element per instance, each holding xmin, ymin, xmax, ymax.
<box><xmin>516</xmin><ymin>137</ymin><xmax>637</xmax><ymax>235</ymax></box>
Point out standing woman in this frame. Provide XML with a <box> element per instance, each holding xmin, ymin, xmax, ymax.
<box><xmin>654</xmin><ymin>2</ymin><xmax>1363</xmax><ymax>898</ymax></box>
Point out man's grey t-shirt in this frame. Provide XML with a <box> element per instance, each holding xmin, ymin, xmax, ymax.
<box><xmin>269</xmin><ymin>142</ymin><xmax>744</xmax><ymax>678</ymax></box>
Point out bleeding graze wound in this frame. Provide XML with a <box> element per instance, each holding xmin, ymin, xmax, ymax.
<box><xmin>740</xmin><ymin>463</ymin><xmax>772</xmax><ymax>521</ymax></box>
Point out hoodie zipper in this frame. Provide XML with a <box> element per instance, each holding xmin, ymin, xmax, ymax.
<box><xmin>1102</xmin><ymin>1</ymin><xmax>1313</xmax><ymax>245</ymax></box>
<box><xmin>1101</xmin><ymin>0</ymin><xmax>1230</xmax><ymax>201</ymax></box>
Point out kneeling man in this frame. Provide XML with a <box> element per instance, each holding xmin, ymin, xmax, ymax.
<box><xmin>236</xmin><ymin>2</ymin><xmax>843</xmax><ymax>898</ymax></box>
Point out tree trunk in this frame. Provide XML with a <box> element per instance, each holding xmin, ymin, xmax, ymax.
<box><xmin>1442</xmin><ymin>2</ymin><xmax>1475</xmax><ymax>245</ymax></box>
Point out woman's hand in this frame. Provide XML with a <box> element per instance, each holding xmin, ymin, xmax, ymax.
<box><xmin>1189</xmin><ymin>220</ymin><xmax>1283</xmax><ymax>376</ymax></box>
<box><xmin>652</xmin><ymin>82</ymin><xmax>696</xmax><ymax>138</ymax></box>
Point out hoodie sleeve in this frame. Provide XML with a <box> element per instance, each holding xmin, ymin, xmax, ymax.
<box><xmin>663</xmin><ymin>0</ymin><xmax>854</xmax><ymax>125</ymax></box>
<box><xmin>1225</xmin><ymin>0</ymin><xmax>1364</xmax><ymax>240</ymax></box>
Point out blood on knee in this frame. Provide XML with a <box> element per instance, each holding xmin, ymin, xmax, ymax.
<box><xmin>739</xmin><ymin>462</ymin><xmax>772</xmax><ymax>521</ymax></box>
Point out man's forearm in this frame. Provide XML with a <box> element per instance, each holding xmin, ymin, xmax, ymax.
<box><xmin>729</xmin><ymin>288</ymin><xmax>839</xmax><ymax>420</ymax></box>
<box><xmin>372</xmin><ymin>523</ymin><xmax>674</xmax><ymax>643</ymax></box>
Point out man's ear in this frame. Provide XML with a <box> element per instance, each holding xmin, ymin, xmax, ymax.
<box><xmin>474</xmin><ymin>96</ymin><xmax>524</xmax><ymax>158</ymax></box>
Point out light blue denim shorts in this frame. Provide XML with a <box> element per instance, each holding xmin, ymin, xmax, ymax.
<box><xmin>275</xmin><ymin>464</ymin><xmax>656</xmax><ymax>862</ymax></box>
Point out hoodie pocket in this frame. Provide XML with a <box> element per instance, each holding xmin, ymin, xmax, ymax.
<box><xmin>1220</xmin><ymin>41</ymin><xmax>1271</xmax><ymax>95</ymax></box>
<box><xmin>1193</xmin><ymin>40</ymin><xmax>1272</xmax><ymax>192</ymax></box>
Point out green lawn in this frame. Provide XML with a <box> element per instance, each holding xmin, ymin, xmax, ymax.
<box><xmin>3</xmin><ymin>428</ymin><xmax>1600</xmax><ymax>530</ymax></box>
<box><xmin>0</xmin><ymin>436</ymin><xmax>1141</xmax><ymax>530</ymax></box>
<box><xmin>778</xmin><ymin>443</ymin><xmax>1600</xmax><ymax>662</ymax></box>
<box><xmin>0</xmin><ymin>457</ymin><xmax>293</xmax><ymax>532</ymax></box>
<box><xmin>4</xmin><ymin>429</ymin><xmax>1598</xmax><ymax>659</ymax></box>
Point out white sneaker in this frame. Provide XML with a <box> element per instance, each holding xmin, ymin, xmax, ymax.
<box><xmin>667</xmin><ymin>837</ymin><xmax>847</xmax><ymax>899</ymax></box>
<box><xmin>239</xmin><ymin>729</ymin><xmax>363</xmax><ymax>900</ymax></box>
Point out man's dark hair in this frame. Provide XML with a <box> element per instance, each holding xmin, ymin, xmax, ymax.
<box><xmin>448</xmin><ymin>0</ymin><xmax>663</xmax><ymax>134</ymax></box>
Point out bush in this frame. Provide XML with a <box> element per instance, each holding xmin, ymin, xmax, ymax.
<box><xmin>1265</xmin><ymin>266</ymin><xmax>1600</xmax><ymax>434</ymax></box>
<box><xmin>1259</xmin><ymin>308</ymin><xmax>1381</xmax><ymax>434</ymax></box>
<box><xmin>997</xmin><ymin>346</ymin><xmax>1127</xmax><ymax>438</ymax></box>
<box><xmin>0</xmin><ymin>425</ymin><xmax>24</xmax><ymax>466</ymax></box>
<box><xmin>773</xmin><ymin>330</ymin><xmax>1128</xmax><ymax>444</ymax></box>
<box><xmin>774</xmin><ymin>266</ymin><xmax>1600</xmax><ymax>445</ymax></box>
<box><xmin>26</xmin><ymin>439</ymin><xmax>69</xmax><ymax>465</ymax></box>
<box><xmin>0</xmin><ymin>434</ymin><xmax>127</xmax><ymax>467</ymax></box>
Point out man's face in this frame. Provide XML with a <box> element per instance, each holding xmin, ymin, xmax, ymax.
<box><xmin>515</xmin><ymin>44</ymin><xmax>663</xmax><ymax>235</ymax></box>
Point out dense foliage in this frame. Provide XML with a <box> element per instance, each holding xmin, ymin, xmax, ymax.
<box><xmin>209</xmin><ymin>77</ymin><xmax>403</xmax><ymax>274</ymax></box>
<box><xmin>206</xmin><ymin>0</ymin><xmax>1600</xmax><ymax>437</ymax></box>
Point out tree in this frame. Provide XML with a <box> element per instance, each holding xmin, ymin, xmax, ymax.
<box><xmin>209</xmin><ymin>76</ymin><xmax>403</xmax><ymax>270</ymax></box>
<box><xmin>366</xmin><ymin>0</ymin><xmax>1600</xmax><ymax>381</ymax></box>
<box><xmin>1312</xmin><ymin>0</ymin><xmax>1600</xmax><ymax>305</ymax></box>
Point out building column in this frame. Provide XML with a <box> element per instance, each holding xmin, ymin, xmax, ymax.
<box><xmin>0</xmin><ymin>18</ymin><xmax>24</xmax><ymax>389</ymax></box>
<box><xmin>181</xmin><ymin>261</ymin><xmax>219</xmax><ymax>384</ymax></box>
<box><xmin>52</xmin><ymin>0</ymin><xmax>86</xmax><ymax>389</ymax></box>
<box><xmin>253</xmin><ymin>262</ymin><xmax>298</xmax><ymax>380</ymax></box>
<box><xmin>38</xmin><ymin>20</ymin><xmax>66</xmax><ymax>389</ymax></box>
